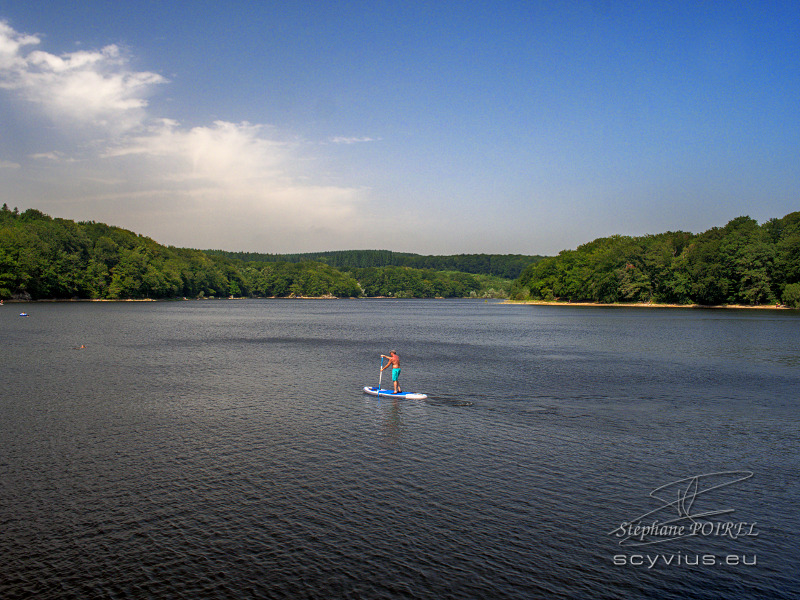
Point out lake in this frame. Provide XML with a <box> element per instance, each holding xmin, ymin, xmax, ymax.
<box><xmin>1</xmin><ymin>299</ymin><xmax>798</xmax><ymax>599</ymax></box>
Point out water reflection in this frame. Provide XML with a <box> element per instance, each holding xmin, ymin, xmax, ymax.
<box><xmin>381</xmin><ymin>399</ymin><xmax>403</xmax><ymax>446</ymax></box>
<box><xmin>1</xmin><ymin>300</ymin><xmax>798</xmax><ymax>600</ymax></box>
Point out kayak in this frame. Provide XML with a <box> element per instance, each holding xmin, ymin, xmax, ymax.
<box><xmin>363</xmin><ymin>386</ymin><xmax>427</xmax><ymax>400</ymax></box>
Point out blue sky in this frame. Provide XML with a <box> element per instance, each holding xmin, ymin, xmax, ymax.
<box><xmin>0</xmin><ymin>1</ymin><xmax>798</xmax><ymax>255</ymax></box>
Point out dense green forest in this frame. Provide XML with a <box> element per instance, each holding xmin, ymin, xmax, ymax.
<box><xmin>3</xmin><ymin>206</ymin><xmax>798</xmax><ymax>306</ymax></box>
<box><xmin>510</xmin><ymin>212</ymin><xmax>800</xmax><ymax>307</ymax></box>
<box><xmin>205</xmin><ymin>249</ymin><xmax>542</xmax><ymax>279</ymax></box>
<box><xmin>0</xmin><ymin>206</ymin><xmax>511</xmax><ymax>300</ymax></box>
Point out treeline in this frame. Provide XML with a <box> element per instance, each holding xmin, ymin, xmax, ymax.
<box><xmin>206</xmin><ymin>248</ymin><xmax>542</xmax><ymax>279</ymax></box>
<box><xmin>0</xmin><ymin>207</ymin><xmax>232</xmax><ymax>300</ymax></box>
<box><xmin>0</xmin><ymin>206</ymin><xmax>510</xmax><ymax>300</ymax></box>
<box><xmin>511</xmin><ymin>213</ymin><xmax>800</xmax><ymax>307</ymax></box>
<box><xmin>8</xmin><ymin>205</ymin><xmax>796</xmax><ymax>306</ymax></box>
<box><xmin>350</xmin><ymin>266</ymin><xmax>478</xmax><ymax>298</ymax></box>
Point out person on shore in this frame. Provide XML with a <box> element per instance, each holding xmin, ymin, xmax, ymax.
<box><xmin>380</xmin><ymin>350</ymin><xmax>402</xmax><ymax>394</ymax></box>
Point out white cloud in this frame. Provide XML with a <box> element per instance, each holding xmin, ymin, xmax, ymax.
<box><xmin>0</xmin><ymin>20</ymin><xmax>39</xmax><ymax>70</ymax></box>
<box><xmin>98</xmin><ymin>118</ymin><xmax>366</xmax><ymax>239</ymax></box>
<box><xmin>0</xmin><ymin>159</ymin><xmax>20</xmax><ymax>169</ymax></box>
<box><xmin>105</xmin><ymin>119</ymin><xmax>286</xmax><ymax>184</ymax></box>
<box><xmin>0</xmin><ymin>20</ymin><xmax>369</xmax><ymax>251</ymax></box>
<box><xmin>0</xmin><ymin>23</ymin><xmax>165</xmax><ymax>131</ymax></box>
<box><xmin>329</xmin><ymin>136</ymin><xmax>380</xmax><ymax>144</ymax></box>
<box><xmin>29</xmin><ymin>151</ymin><xmax>65</xmax><ymax>161</ymax></box>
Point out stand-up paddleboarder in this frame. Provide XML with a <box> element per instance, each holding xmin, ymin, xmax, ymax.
<box><xmin>380</xmin><ymin>350</ymin><xmax>402</xmax><ymax>394</ymax></box>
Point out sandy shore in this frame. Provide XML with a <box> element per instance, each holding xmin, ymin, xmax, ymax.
<box><xmin>503</xmin><ymin>300</ymin><xmax>794</xmax><ymax>310</ymax></box>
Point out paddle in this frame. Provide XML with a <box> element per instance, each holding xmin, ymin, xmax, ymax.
<box><xmin>378</xmin><ymin>356</ymin><xmax>384</xmax><ymax>392</ymax></box>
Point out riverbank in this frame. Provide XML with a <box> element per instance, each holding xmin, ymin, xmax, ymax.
<box><xmin>1</xmin><ymin>295</ymin><xmax>358</xmax><ymax>303</ymax></box>
<box><xmin>503</xmin><ymin>300</ymin><xmax>795</xmax><ymax>309</ymax></box>
<box><xmin>3</xmin><ymin>297</ymin><xmax>795</xmax><ymax>308</ymax></box>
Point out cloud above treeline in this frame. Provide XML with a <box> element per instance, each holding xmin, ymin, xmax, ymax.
<box><xmin>0</xmin><ymin>20</ymin><xmax>368</xmax><ymax>251</ymax></box>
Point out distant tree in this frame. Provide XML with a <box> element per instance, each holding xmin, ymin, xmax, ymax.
<box><xmin>782</xmin><ymin>283</ymin><xmax>800</xmax><ymax>308</ymax></box>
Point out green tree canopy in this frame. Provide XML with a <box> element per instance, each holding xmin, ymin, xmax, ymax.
<box><xmin>513</xmin><ymin>212</ymin><xmax>800</xmax><ymax>306</ymax></box>
<box><xmin>0</xmin><ymin>207</ymin><xmax>510</xmax><ymax>300</ymax></box>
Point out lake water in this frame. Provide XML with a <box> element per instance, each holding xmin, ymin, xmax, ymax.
<box><xmin>1</xmin><ymin>299</ymin><xmax>798</xmax><ymax>599</ymax></box>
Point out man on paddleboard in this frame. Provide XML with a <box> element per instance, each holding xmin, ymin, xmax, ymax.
<box><xmin>380</xmin><ymin>350</ymin><xmax>402</xmax><ymax>393</ymax></box>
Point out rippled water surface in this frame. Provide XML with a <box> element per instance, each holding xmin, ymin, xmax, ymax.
<box><xmin>2</xmin><ymin>300</ymin><xmax>799</xmax><ymax>599</ymax></box>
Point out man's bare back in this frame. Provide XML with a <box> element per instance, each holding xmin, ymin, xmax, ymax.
<box><xmin>380</xmin><ymin>351</ymin><xmax>402</xmax><ymax>392</ymax></box>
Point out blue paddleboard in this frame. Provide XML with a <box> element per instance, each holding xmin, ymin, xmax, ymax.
<box><xmin>363</xmin><ymin>386</ymin><xmax>427</xmax><ymax>400</ymax></box>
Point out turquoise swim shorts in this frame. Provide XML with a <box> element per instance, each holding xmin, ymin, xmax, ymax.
<box><xmin>392</xmin><ymin>368</ymin><xmax>401</xmax><ymax>381</ymax></box>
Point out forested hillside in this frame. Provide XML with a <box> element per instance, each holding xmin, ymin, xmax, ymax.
<box><xmin>0</xmin><ymin>207</ymin><xmax>236</xmax><ymax>300</ymax></box>
<box><xmin>511</xmin><ymin>213</ymin><xmax>800</xmax><ymax>307</ymax></box>
<box><xmin>0</xmin><ymin>206</ymin><xmax>510</xmax><ymax>300</ymax></box>
<box><xmin>206</xmin><ymin>249</ymin><xmax>542</xmax><ymax>279</ymax></box>
<box><xmin>4</xmin><ymin>206</ymin><xmax>798</xmax><ymax>305</ymax></box>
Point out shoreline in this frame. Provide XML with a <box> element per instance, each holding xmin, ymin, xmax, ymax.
<box><xmin>503</xmin><ymin>300</ymin><xmax>795</xmax><ymax>310</ymax></box>
<box><xmin>2</xmin><ymin>297</ymin><xmax>795</xmax><ymax>309</ymax></box>
<box><xmin>1</xmin><ymin>295</ymin><xmax>356</xmax><ymax>303</ymax></box>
